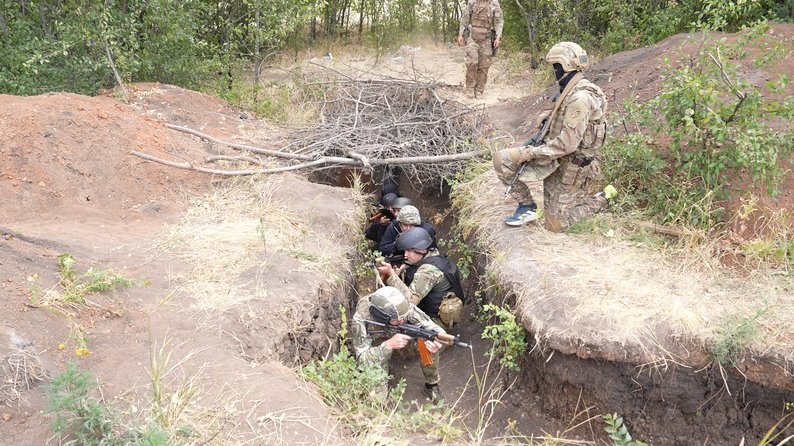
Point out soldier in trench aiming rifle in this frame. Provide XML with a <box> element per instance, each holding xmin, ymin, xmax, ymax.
<box><xmin>376</xmin><ymin>227</ymin><xmax>465</xmax><ymax>331</ymax></box>
<box><xmin>351</xmin><ymin>286</ymin><xmax>456</xmax><ymax>403</ymax></box>
<box><xmin>493</xmin><ymin>41</ymin><xmax>618</xmax><ymax>231</ymax></box>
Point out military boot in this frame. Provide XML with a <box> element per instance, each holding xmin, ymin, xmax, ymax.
<box><xmin>423</xmin><ymin>383</ymin><xmax>445</xmax><ymax>404</ymax></box>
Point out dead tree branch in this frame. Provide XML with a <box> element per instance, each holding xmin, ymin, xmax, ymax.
<box><xmin>143</xmin><ymin>75</ymin><xmax>490</xmax><ymax>186</ymax></box>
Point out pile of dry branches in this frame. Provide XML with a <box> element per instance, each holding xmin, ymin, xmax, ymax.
<box><xmin>135</xmin><ymin>76</ymin><xmax>490</xmax><ymax>190</ymax></box>
<box><xmin>288</xmin><ymin>78</ymin><xmax>490</xmax><ymax>189</ymax></box>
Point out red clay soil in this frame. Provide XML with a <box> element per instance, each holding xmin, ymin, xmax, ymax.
<box><xmin>1</xmin><ymin>84</ymin><xmax>352</xmax><ymax>445</ymax></box>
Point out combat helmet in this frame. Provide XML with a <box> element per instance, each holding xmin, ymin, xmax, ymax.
<box><xmin>380</xmin><ymin>192</ymin><xmax>398</xmax><ymax>207</ymax></box>
<box><xmin>397</xmin><ymin>205</ymin><xmax>421</xmax><ymax>225</ymax></box>
<box><xmin>546</xmin><ymin>42</ymin><xmax>589</xmax><ymax>72</ymax></box>
<box><xmin>392</xmin><ymin>197</ymin><xmax>412</xmax><ymax>209</ymax></box>
<box><xmin>396</xmin><ymin>227</ymin><xmax>433</xmax><ymax>251</ymax></box>
<box><xmin>369</xmin><ymin>286</ymin><xmax>411</xmax><ymax>322</ymax></box>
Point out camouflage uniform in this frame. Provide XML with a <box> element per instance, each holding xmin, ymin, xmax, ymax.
<box><xmin>495</xmin><ymin>45</ymin><xmax>609</xmax><ymax>231</ymax></box>
<box><xmin>459</xmin><ymin>0</ymin><xmax>504</xmax><ymax>96</ymax></box>
<box><xmin>351</xmin><ymin>290</ymin><xmax>445</xmax><ymax>386</ymax></box>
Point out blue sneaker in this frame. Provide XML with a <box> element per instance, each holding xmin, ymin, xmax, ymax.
<box><xmin>505</xmin><ymin>203</ymin><xmax>538</xmax><ymax>226</ymax></box>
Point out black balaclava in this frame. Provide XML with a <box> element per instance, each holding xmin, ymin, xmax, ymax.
<box><xmin>554</xmin><ymin>62</ymin><xmax>578</xmax><ymax>92</ymax></box>
<box><xmin>553</xmin><ymin>63</ymin><xmax>566</xmax><ymax>81</ymax></box>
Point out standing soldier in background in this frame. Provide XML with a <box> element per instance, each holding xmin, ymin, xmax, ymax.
<box><xmin>493</xmin><ymin>41</ymin><xmax>617</xmax><ymax>231</ymax></box>
<box><xmin>457</xmin><ymin>0</ymin><xmax>504</xmax><ymax>99</ymax></box>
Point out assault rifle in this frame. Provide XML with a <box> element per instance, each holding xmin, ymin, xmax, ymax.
<box><xmin>375</xmin><ymin>254</ymin><xmax>405</xmax><ymax>267</ymax></box>
<box><xmin>368</xmin><ymin>207</ymin><xmax>396</xmax><ymax>223</ymax></box>
<box><xmin>504</xmin><ymin>115</ymin><xmax>552</xmax><ymax>196</ymax></box>
<box><xmin>364</xmin><ymin>320</ymin><xmax>471</xmax><ymax>349</ymax></box>
<box><xmin>490</xmin><ymin>29</ymin><xmax>498</xmax><ymax>56</ymax></box>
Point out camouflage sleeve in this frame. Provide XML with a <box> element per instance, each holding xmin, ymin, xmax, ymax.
<box><xmin>530</xmin><ymin>91</ymin><xmax>594</xmax><ymax>162</ymax></box>
<box><xmin>408</xmin><ymin>305</ymin><xmax>447</xmax><ymax>335</ymax></box>
<box><xmin>351</xmin><ymin>307</ymin><xmax>392</xmax><ymax>369</ymax></box>
<box><xmin>385</xmin><ymin>264</ymin><xmax>444</xmax><ymax>306</ymax></box>
<box><xmin>493</xmin><ymin>0</ymin><xmax>504</xmax><ymax>37</ymax></box>
<box><xmin>459</xmin><ymin>1</ymin><xmax>471</xmax><ymax>35</ymax></box>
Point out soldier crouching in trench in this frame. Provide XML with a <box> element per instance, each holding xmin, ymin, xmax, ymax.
<box><xmin>351</xmin><ymin>286</ymin><xmax>447</xmax><ymax>403</ymax></box>
<box><xmin>493</xmin><ymin>41</ymin><xmax>617</xmax><ymax>231</ymax></box>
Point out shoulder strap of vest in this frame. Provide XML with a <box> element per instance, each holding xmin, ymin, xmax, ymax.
<box><xmin>416</xmin><ymin>255</ymin><xmax>465</xmax><ymax>302</ymax></box>
<box><xmin>540</xmin><ymin>72</ymin><xmax>583</xmax><ymax>142</ymax></box>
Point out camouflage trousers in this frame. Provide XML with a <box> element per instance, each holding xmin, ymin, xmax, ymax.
<box><xmin>464</xmin><ymin>38</ymin><xmax>494</xmax><ymax>94</ymax></box>
<box><xmin>494</xmin><ymin>151</ymin><xmax>608</xmax><ymax>231</ymax></box>
<box><xmin>493</xmin><ymin>148</ymin><xmax>547</xmax><ymax>211</ymax></box>
<box><xmin>391</xmin><ymin>337</ymin><xmax>441</xmax><ymax>386</ymax></box>
<box><xmin>543</xmin><ymin>156</ymin><xmax>608</xmax><ymax>232</ymax></box>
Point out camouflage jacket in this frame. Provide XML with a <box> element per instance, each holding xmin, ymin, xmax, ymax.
<box><xmin>351</xmin><ymin>293</ymin><xmax>445</xmax><ymax>369</ymax></box>
<box><xmin>459</xmin><ymin>0</ymin><xmax>504</xmax><ymax>40</ymax></box>
<box><xmin>525</xmin><ymin>78</ymin><xmax>608</xmax><ymax>180</ymax></box>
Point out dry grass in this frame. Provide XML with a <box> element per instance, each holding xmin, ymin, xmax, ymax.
<box><xmin>454</xmin><ymin>161</ymin><xmax>794</xmax><ymax>375</ymax></box>
<box><xmin>155</xmin><ymin>174</ymin><xmax>353</xmax><ymax>313</ymax></box>
<box><xmin>0</xmin><ymin>350</ymin><xmax>48</xmax><ymax>405</ymax></box>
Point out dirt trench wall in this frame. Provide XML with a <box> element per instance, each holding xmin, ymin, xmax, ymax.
<box><xmin>456</xmin><ymin>170</ymin><xmax>794</xmax><ymax>444</ymax></box>
<box><xmin>510</xmin><ymin>345</ymin><xmax>792</xmax><ymax>445</ymax></box>
<box><xmin>226</xmin><ymin>269</ymin><xmax>358</xmax><ymax>366</ymax></box>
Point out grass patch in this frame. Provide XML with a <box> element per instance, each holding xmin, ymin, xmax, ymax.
<box><xmin>300</xmin><ymin>306</ymin><xmax>462</xmax><ymax>442</ymax></box>
<box><xmin>708</xmin><ymin>306</ymin><xmax>769</xmax><ymax>367</ymax></box>
<box><xmin>156</xmin><ymin>175</ymin><xmax>349</xmax><ymax>312</ymax></box>
<box><xmin>47</xmin><ymin>363</ymin><xmax>168</xmax><ymax>445</ymax></box>
<box><xmin>30</xmin><ymin>253</ymin><xmax>135</xmax><ymax>311</ymax></box>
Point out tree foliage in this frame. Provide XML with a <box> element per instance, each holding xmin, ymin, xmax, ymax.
<box><xmin>1</xmin><ymin>0</ymin><xmax>790</xmax><ymax>96</ymax></box>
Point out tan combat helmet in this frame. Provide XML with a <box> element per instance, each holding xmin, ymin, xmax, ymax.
<box><xmin>546</xmin><ymin>42</ymin><xmax>589</xmax><ymax>72</ymax></box>
<box><xmin>369</xmin><ymin>286</ymin><xmax>412</xmax><ymax>321</ymax></box>
<box><xmin>397</xmin><ymin>205</ymin><xmax>421</xmax><ymax>225</ymax></box>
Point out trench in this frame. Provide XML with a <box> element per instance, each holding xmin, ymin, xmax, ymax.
<box><xmin>313</xmin><ymin>167</ymin><xmax>794</xmax><ymax>445</ymax></box>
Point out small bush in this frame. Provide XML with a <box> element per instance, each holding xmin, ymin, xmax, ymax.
<box><xmin>603</xmin><ymin>24</ymin><xmax>793</xmax><ymax>234</ymax></box>
<box><xmin>478</xmin><ymin>304</ymin><xmax>528</xmax><ymax>371</ymax></box>
<box><xmin>709</xmin><ymin>306</ymin><xmax>768</xmax><ymax>366</ymax></box>
<box><xmin>47</xmin><ymin>363</ymin><xmax>169</xmax><ymax>445</ymax></box>
<box><xmin>603</xmin><ymin>413</ymin><xmax>648</xmax><ymax>446</ymax></box>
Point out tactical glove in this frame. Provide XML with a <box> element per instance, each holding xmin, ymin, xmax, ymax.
<box><xmin>503</xmin><ymin>146</ymin><xmax>534</xmax><ymax>164</ymax></box>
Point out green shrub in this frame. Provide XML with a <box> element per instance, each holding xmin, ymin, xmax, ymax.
<box><xmin>478</xmin><ymin>304</ymin><xmax>527</xmax><ymax>371</ymax></box>
<box><xmin>603</xmin><ymin>24</ymin><xmax>793</xmax><ymax>231</ymax></box>
<box><xmin>603</xmin><ymin>413</ymin><xmax>648</xmax><ymax>446</ymax></box>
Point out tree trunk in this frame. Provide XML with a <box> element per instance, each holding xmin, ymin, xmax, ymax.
<box><xmin>358</xmin><ymin>0</ymin><xmax>365</xmax><ymax>37</ymax></box>
<box><xmin>513</xmin><ymin>0</ymin><xmax>538</xmax><ymax>67</ymax></box>
<box><xmin>254</xmin><ymin>4</ymin><xmax>260</xmax><ymax>100</ymax></box>
<box><xmin>0</xmin><ymin>9</ymin><xmax>8</xmax><ymax>40</ymax></box>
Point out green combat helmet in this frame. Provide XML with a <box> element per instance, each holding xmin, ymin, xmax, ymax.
<box><xmin>546</xmin><ymin>41</ymin><xmax>589</xmax><ymax>72</ymax></box>
<box><xmin>369</xmin><ymin>286</ymin><xmax>412</xmax><ymax>322</ymax></box>
<box><xmin>392</xmin><ymin>197</ymin><xmax>412</xmax><ymax>210</ymax></box>
<box><xmin>397</xmin><ymin>205</ymin><xmax>421</xmax><ymax>225</ymax></box>
<box><xmin>396</xmin><ymin>227</ymin><xmax>433</xmax><ymax>251</ymax></box>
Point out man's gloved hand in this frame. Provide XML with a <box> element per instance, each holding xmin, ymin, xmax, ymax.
<box><xmin>502</xmin><ymin>146</ymin><xmax>534</xmax><ymax>164</ymax></box>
